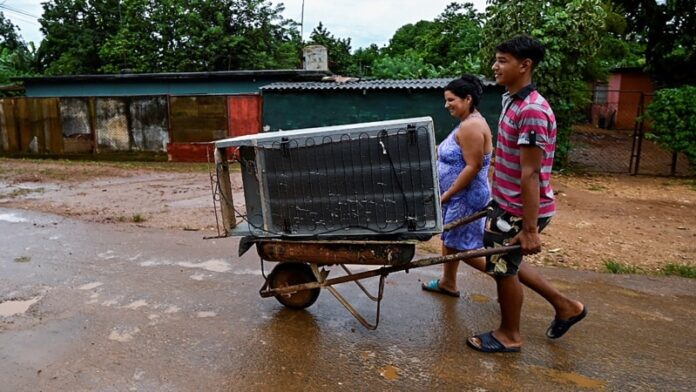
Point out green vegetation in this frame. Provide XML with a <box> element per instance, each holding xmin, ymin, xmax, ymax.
<box><xmin>587</xmin><ymin>184</ymin><xmax>608</xmax><ymax>192</ymax></box>
<box><xmin>661</xmin><ymin>263</ymin><xmax>696</xmax><ymax>279</ymax></box>
<box><xmin>131</xmin><ymin>214</ymin><xmax>146</xmax><ymax>223</ymax></box>
<box><xmin>603</xmin><ymin>259</ymin><xmax>640</xmax><ymax>274</ymax></box>
<box><xmin>4</xmin><ymin>187</ymin><xmax>45</xmax><ymax>198</ymax></box>
<box><xmin>14</xmin><ymin>256</ymin><xmax>31</xmax><ymax>263</ymax></box>
<box><xmin>646</xmin><ymin>86</ymin><xmax>696</xmax><ymax>168</ymax></box>
<box><xmin>603</xmin><ymin>260</ymin><xmax>696</xmax><ymax>279</ymax></box>
<box><xmin>481</xmin><ymin>0</ymin><xmax>607</xmax><ymax>166</ymax></box>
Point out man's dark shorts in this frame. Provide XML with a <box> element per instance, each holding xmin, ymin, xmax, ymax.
<box><xmin>483</xmin><ymin>204</ymin><xmax>551</xmax><ymax>277</ymax></box>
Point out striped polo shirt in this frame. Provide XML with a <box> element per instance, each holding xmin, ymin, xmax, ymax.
<box><xmin>492</xmin><ymin>83</ymin><xmax>556</xmax><ymax>218</ymax></box>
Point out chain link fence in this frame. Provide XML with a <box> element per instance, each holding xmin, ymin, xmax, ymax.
<box><xmin>568</xmin><ymin>90</ymin><xmax>694</xmax><ymax>177</ymax></box>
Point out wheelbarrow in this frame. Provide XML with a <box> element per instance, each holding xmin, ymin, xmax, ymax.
<box><xmin>204</xmin><ymin>118</ymin><xmax>519</xmax><ymax>329</ymax></box>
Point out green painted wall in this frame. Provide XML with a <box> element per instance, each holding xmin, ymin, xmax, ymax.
<box><xmin>262</xmin><ymin>86</ymin><xmax>504</xmax><ymax>143</ymax></box>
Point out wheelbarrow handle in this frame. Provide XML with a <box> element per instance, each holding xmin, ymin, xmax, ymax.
<box><xmin>442</xmin><ymin>207</ymin><xmax>490</xmax><ymax>232</ymax></box>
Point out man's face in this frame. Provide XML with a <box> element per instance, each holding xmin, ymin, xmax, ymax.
<box><xmin>492</xmin><ymin>52</ymin><xmax>525</xmax><ymax>86</ymax></box>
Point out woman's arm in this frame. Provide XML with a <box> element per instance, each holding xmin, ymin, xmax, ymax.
<box><xmin>440</xmin><ymin>122</ymin><xmax>485</xmax><ymax>203</ymax></box>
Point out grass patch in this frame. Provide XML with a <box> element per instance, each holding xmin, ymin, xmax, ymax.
<box><xmin>14</xmin><ymin>256</ymin><xmax>31</xmax><ymax>263</ymax></box>
<box><xmin>661</xmin><ymin>263</ymin><xmax>696</xmax><ymax>279</ymax></box>
<box><xmin>587</xmin><ymin>184</ymin><xmax>608</xmax><ymax>192</ymax></box>
<box><xmin>4</xmin><ymin>187</ymin><xmax>45</xmax><ymax>198</ymax></box>
<box><xmin>131</xmin><ymin>214</ymin><xmax>146</xmax><ymax>223</ymax></box>
<box><xmin>603</xmin><ymin>259</ymin><xmax>640</xmax><ymax>274</ymax></box>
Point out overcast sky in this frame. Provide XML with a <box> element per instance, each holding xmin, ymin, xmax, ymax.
<box><xmin>4</xmin><ymin>0</ymin><xmax>488</xmax><ymax>49</ymax></box>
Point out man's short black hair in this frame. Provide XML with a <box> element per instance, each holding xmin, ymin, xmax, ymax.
<box><xmin>496</xmin><ymin>36</ymin><xmax>545</xmax><ymax>68</ymax></box>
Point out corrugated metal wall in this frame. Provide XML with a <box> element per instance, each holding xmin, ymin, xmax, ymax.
<box><xmin>0</xmin><ymin>95</ymin><xmax>260</xmax><ymax>159</ymax></box>
<box><xmin>261</xmin><ymin>87</ymin><xmax>503</xmax><ymax>143</ymax></box>
<box><xmin>170</xmin><ymin>96</ymin><xmax>227</xmax><ymax>143</ymax></box>
<box><xmin>0</xmin><ymin>98</ymin><xmax>62</xmax><ymax>153</ymax></box>
<box><xmin>60</xmin><ymin>98</ymin><xmax>93</xmax><ymax>153</ymax></box>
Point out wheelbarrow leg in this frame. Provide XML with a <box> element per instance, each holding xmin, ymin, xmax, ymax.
<box><xmin>310</xmin><ymin>264</ymin><xmax>386</xmax><ymax>330</ymax></box>
<box><xmin>340</xmin><ymin>264</ymin><xmax>380</xmax><ymax>302</ymax></box>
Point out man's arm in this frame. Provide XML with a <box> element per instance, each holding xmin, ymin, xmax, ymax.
<box><xmin>510</xmin><ymin>144</ymin><xmax>543</xmax><ymax>254</ymax></box>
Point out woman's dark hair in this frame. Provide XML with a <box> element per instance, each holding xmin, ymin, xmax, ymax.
<box><xmin>445</xmin><ymin>75</ymin><xmax>485</xmax><ymax>109</ymax></box>
<box><xmin>495</xmin><ymin>35</ymin><xmax>545</xmax><ymax>68</ymax></box>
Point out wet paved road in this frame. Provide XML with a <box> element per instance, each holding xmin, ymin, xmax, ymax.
<box><xmin>1</xmin><ymin>207</ymin><xmax>695</xmax><ymax>391</ymax></box>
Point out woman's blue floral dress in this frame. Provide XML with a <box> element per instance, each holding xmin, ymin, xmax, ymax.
<box><xmin>438</xmin><ymin>125</ymin><xmax>491</xmax><ymax>251</ymax></box>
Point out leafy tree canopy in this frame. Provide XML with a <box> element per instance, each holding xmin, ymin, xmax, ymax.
<box><xmin>0</xmin><ymin>11</ymin><xmax>25</xmax><ymax>52</ymax></box>
<box><xmin>481</xmin><ymin>0</ymin><xmax>607</xmax><ymax>165</ymax></box>
<box><xmin>611</xmin><ymin>0</ymin><xmax>696</xmax><ymax>86</ymax></box>
<box><xmin>0</xmin><ymin>11</ymin><xmax>37</xmax><ymax>86</ymax></box>
<box><xmin>646</xmin><ymin>85</ymin><xmax>696</xmax><ymax>166</ymax></box>
<box><xmin>38</xmin><ymin>0</ymin><xmax>302</xmax><ymax>75</ymax></box>
<box><xmin>381</xmin><ymin>2</ymin><xmax>483</xmax><ymax>78</ymax></box>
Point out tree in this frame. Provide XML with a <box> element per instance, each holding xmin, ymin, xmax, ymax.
<box><xmin>382</xmin><ymin>2</ymin><xmax>484</xmax><ymax>77</ymax></box>
<box><xmin>0</xmin><ymin>12</ymin><xmax>36</xmax><ymax>86</ymax></box>
<box><xmin>424</xmin><ymin>2</ymin><xmax>484</xmax><ymax>73</ymax></box>
<box><xmin>611</xmin><ymin>0</ymin><xmax>696</xmax><ymax>86</ymax></box>
<box><xmin>348</xmin><ymin>44</ymin><xmax>382</xmax><ymax>77</ymax></box>
<box><xmin>386</xmin><ymin>20</ymin><xmax>437</xmax><ymax>57</ymax></box>
<box><xmin>0</xmin><ymin>11</ymin><xmax>24</xmax><ymax>51</ymax></box>
<box><xmin>38</xmin><ymin>0</ymin><xmax>302</xmax><ymax>74</ymax></box>
<box><xmin>480</xmin><ymin>0</ymin><xmax>607</xmax><ymax>165</ymax></box>
<box><xmin>646</xmin><ymin>86</ymin><xmax>696</xmax><ymax>167</ymax></box>
<box><xmin>308</xmin><ymin>22</ymin><xmax>353</xmax><ymax>75</ymax></box>
<box><xmin>371</xmin><ymin>53</ymin><xmax>439</xmax><ymax>79</ymax></box>
<box><xmin>37</xmin><ymin>0</ymin><xmax>122</xmax><ymax>74</ymax></box>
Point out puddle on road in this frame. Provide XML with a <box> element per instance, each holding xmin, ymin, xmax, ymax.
<box><xmin>164</xmin><ymin>305</ymin><xmax>180</xmax><ymax>314</ymax></box>
<box><xmin>0</xmin><ymin>213</ymin><xmax>28</xmax><ymax>223</ymax></box>
<box><xmin>230</xmin><ymin>268</ymin><xmax>263</xmax><ymax>276</ymax></box>
<box><xmin>531</xmin><ymin>366</ymin><xmax>606</xmax><ymax>390</ymax></box>
<box><xmin>140</xmin><ymin>258</ymin><xmax>232</xmax><ymax>273</ymax></box>
<box><xmin>379</xmin><ymin>364</ymin><xmax>400</xmax><ymax>381</ymax></box>
<box><xmin>178</xmin><ymin>259</ymin><xmax>231</xmax><ymax>273</ymax></box>
<box><xmin>123</xmin><ymin>300</ymin><xmax>148</xmax><ymax>310</ymax></box>
<box><xmin>108</xmin><ymin>327</ymin><xmax>141</xmax><ymax>342</ymax></box>
<box><xmin>0</xmin><ymin>296</ymin><xmax>41</xmax><ymax>317</ymax></box>
<box><xmin>78</xmin><ymin>282</ymin><xmax>103</xmax><ymax>290</ymax></box>
<box><xmin>470</xmin><ymin>294</ymin><xmax>492</xmax><ymax>303</ymax></box>
<box><xmin>197</xmin><ymin>311</ymin><xmax>217</xmax><ymax>318</ymax></box>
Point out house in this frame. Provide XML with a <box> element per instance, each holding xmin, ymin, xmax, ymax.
<box><xmin>592</xmin><ymin>67</ymin><xmax>654</xmax><ymax>130</ymax></box>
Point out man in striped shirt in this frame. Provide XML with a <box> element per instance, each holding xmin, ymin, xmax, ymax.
<box><xmin>467</xmin><ymin>36</ymin><xmax>587</xmax><ymax>354</ymax></box>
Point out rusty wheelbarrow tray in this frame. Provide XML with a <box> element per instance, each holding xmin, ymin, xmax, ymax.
<box><xmin>240</xmin><ymin>209</ymin><xmax>519</xmax><ymax>330</ymax></box>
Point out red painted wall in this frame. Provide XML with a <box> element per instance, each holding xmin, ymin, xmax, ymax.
<box><xmin>227</xmin><ymin>95</ymin><xmax>261</xmax><ymax>137</ymax></box>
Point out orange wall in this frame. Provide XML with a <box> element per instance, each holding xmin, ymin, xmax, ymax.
<box><xmin>615</xmin><ymin>72</ymin><xmax>654</xmax><ymax>129</ymax></box>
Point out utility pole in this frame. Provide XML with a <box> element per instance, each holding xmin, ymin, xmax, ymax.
<box><xmin>300</xmin><ymin>0</ymin><xmax>305</xmax><ymax>42</ymax></box>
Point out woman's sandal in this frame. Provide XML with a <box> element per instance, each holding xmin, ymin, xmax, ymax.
<box><xmin>421</xmin><ymin>279</ymin><xmax>460</xmax><ymax>297</ymax></box>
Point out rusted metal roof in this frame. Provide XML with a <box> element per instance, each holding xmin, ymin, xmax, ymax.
<box><xmin>261</xmin><ymin>77</ymin><xmax>496</xmax><ymax>91</ymax></box>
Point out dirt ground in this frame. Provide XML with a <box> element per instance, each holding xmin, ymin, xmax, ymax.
<box><xmin>1</xmin><ymin>157</ymin><xmax>695</xmax><ymax>273</ymax></box>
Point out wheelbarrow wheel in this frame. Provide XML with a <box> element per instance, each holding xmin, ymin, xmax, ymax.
<box><xmin>268</xmin><ymin>262</ymin><xmax>320</xmax><ymax>309</ymax></box>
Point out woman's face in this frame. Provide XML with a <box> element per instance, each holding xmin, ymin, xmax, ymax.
<box><xmin>444</xmin><ymin>90</ymin><xmax>471</xmax><ymax>120</ymax></box>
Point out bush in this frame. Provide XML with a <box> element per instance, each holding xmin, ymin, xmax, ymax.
<box><xmin>645</xmin><ymin>86</ymin><xmax>696</xmax><ymax>167</ymax></box>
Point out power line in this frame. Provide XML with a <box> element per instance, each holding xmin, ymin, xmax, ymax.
<box><xmin>0</xmin><ymin>4</ymin><xmax>40</xmax><ymax>19</ymax></box>
<box><xmin>1</xmin><ymin>12</ymin><xmax>39</xmax><ymax>26</ymax></box>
